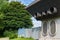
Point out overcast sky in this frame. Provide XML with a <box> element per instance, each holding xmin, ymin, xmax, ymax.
<box><xmin>19</xmin><ymin>0</ymin><xmax>41</xmax><ymax>27</ymax></box>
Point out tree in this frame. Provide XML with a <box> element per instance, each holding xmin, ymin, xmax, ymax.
<box><xmin>0</xmin><ymin>0</ymin><xmax>8</xmax><ymax>37</ymax></box>
<box><xmin>2</xmin><ymin>1</ymin><xmax>33</xmax><ymax>29</ymax></box>
<box><xmin>0</xmin><ymin>1</ymin><xmax>33</xmax><ymax>38</ymax></box>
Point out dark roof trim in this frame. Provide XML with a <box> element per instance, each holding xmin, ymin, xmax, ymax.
<box><xmin>25</xmin><ymin>0</ymin><xmax>40</xmax><ymax>9</ymax></box>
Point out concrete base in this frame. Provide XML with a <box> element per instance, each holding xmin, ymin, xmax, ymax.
<box><xmin>39</xmin><ymin>38</ymin><xmax>60</xmax><ymax>40</ymax></box>
<box><xmin>0</xmin><ymin>37</ymin><xmax>9</xmax><ymax>40</ymax></box>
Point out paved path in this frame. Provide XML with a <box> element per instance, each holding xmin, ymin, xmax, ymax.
<box><xmin>0</xmin><ymin>37</ymin><xmax>9</xmax><ymax>40</ymax></box>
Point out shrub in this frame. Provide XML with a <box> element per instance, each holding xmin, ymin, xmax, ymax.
<box><xmin>3</xmin><ymin>30</ymin><xmax>17</xmax><ymax>39</ymax></box>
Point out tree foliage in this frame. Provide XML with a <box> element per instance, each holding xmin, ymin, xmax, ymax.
<box><xmin>0</xmin><ymin>1</ymin><xmax>33</xmax><ymax>38</ymax></box>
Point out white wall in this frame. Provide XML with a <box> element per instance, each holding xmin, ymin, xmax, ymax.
<box><xmin>25</xmin><ymin>29</ymin><xmax>32</xmax><ymax>38</ymax></box>
<box><xmin>40</xmin><ymin>18</ymin><xmax>60</xmax><ymax>40</ymax></box>
<box><xmin>32</xmin><ymin>28</ymin><xmax>40</xmax><ymax>39</ymax></box>
<box><xmin>54</xmin><ymin>18</ymin><xmax>60</xmax><ymax>38</ymax></box>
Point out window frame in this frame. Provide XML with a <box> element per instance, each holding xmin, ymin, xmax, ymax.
<box><xmin>42</xmin><ymin>21</ymin><xmax>47</xmax><ymax>36</ymax></box>
<box><xmin>49</xmin><ymin>20</ymin><xmax>56</xmax><ymax>37</ymax></box>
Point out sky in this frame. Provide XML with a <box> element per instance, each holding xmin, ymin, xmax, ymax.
<box><xmin>18</xmin><ymin>0</ymin><xmax>41</xmax><ymax>27</ymax></box>
<box><xmin>18</xmin><ymin>0</ymin><xmax>34</xmax><ymax>6</ymax></box>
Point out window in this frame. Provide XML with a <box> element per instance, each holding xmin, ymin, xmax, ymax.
<box><xmin>43</xmin><ymin>22</ymin><xmax>47</xmax><ymax>36</ymax></box>
<box><xmin>49</xmin><ymin>7</ymin><xmax>57</xmax><ymax>13</ymax></box>
<box><xmin>50</xmin><ymin>21</ymin><xmax>56</xmax><ymax>37</ymax></box>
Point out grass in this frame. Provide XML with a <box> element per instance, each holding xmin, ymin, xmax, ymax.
<box><xmin>10</xmin><ymin>37</ymin><xmax>34</xmax><ymax>40</ymax></box>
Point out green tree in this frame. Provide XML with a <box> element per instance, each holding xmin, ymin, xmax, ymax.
<box><xmin>0</xmin><ymin>0</ymin><xmax>8</xmax><ymax>37</ymax></box>
<box><xmin>0</xmin><ymin>1</ymin><xmax>33</xmax><ymax>38</ymax></box>
<box><xmin>2</xmin><ymin>2</ymin><xmax>33</xmax><ymax>29</ymax></box>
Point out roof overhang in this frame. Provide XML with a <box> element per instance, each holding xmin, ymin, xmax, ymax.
<box><xmin>25</xmin><ymin>0</ymin><xmax>60</xmax><ymax>20</ymax></box>
<box><xmin>25</xmin><ymin>0</ymin><xmax>40</xmax><ymax>9</ymax></box>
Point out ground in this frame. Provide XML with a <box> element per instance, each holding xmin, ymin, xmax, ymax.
<box><xmin>10</xmin><ymin>37</ymin><xmax>34</xmax><ymax>40</ymax></box>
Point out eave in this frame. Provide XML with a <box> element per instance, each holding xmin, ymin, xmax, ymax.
<box><xmin>25</xmin><ymin>0</ymin><xmax>40</xmax><ymax>9</ymax></box>
<box><xmin>25</xmin><ymin>0</ymin><xmax>60</xmax><ymax>20</ymax></box>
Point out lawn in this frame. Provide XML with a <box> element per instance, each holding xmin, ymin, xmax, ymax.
<box><xmin>10</xmin><ymin>37</ymin><xmax>34</xmax><ymax>40</ymax></box>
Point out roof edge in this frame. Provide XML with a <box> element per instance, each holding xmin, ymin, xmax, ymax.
<box><xmin>25</xmin><ymin>0</ymin><xmax>40</xmax><ymax>9</ymax></box>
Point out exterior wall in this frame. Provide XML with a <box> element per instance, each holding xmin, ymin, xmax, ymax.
<box><xmin>18</xmin><ymin>28</ymin><xmax>32</xmax><ymax>38</ymax></box>
<box><xmin>18</xmin><ymin>27</ymin><xmax>41</xmax><ymax>40</ymax></box>
<box><xmin>54</xmin><ymin>18</ymin><xmax>60</xmax><ymax>38</ymax></box>
<box><xmin>32</xmin><ymin>27</ymin><xmax>41</xmax><ymax>39</ymax></box>
<box><xmin>40</xmin><ymin>18</ymin><xmax>60</xmax><ymax>40</ymax></box>
<box><xmin>18</xmin><ymin>28</ymin><xmax>26</xmax><ymax>37</ymax></box>
<box><xmin>25</xmin><ymin>29</ymin><xmax>32</xmax><ymax>38</ymax></box>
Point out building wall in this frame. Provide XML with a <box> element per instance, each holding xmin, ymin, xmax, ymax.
<box><xmin>54</xmin><ymin>18</ymin><xmax>60</xmax><ymax>38</ymax></box>
<box><xmin>32</xmin><ymin>27</ymin><xmax>41</xmax><ymax>39</ymax></box>
<box><xmin>18</xmin><ymin>27</ymin><xmax>41</xmax><ymax>40</ymax></box>
<box><xmin>40</xmin><ymin>18</ymin><xmax>60</xmax><ymax>40</ymax></box>
<box><xmin>25</xmin><ymin>29</ymin><xmax>32</xmax><ymax>38</ymax></box>
<box><xmin>18</xmin><ymin>28</ymin><xmax>32</xmax><ymax>38</ymax></box>
<box><xmin>18</xmin><ymin>28</ymin><xmax>26</xmax><ymax>37</ymax></box>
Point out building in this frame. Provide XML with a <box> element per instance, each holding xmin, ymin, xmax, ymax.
<box><xmin>18</xmin><ymin>28</ymin><xmax>26</xmax><ymax>37</ymax></box>
<box><xmin>18</xmin><ymin>27</ymin><xmax>41</xmax><ymax>40</ymax></box>
<box><xmin>26</xmin><ymin>0</ymin><xmax>60</xmax><ymax>40</ymax></box>
<box><xmin>18</xmin><ymin>28</ymin><xmax>32</xmax><ymax>38</ymax></box>
<box><xmin>25</xmin><ymin>29</ymin><xmax>32</xmax><ymax>38</ymax></box>
<box><xmin>32</xmin><ymin>27</ymin><xmax>41</xmax><ymax>40</ymax></box>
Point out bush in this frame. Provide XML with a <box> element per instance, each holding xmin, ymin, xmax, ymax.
<box><xmin>3</xmin><ymin>30</ymin><xmax>17</xmax><ymax>39</ymax></box>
